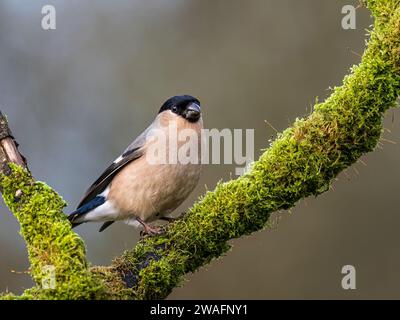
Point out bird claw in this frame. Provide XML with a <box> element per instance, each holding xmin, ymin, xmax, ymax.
<box><xmin>139</xmin><ymin>224</ymin><xmax>165</xmax><ymax>237</ymax></box>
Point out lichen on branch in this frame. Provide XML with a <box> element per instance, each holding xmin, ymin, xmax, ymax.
<box><xmin>0</xmin><ymin>0</ymin><xmax>399</xmax><ymax>300</ymax></box>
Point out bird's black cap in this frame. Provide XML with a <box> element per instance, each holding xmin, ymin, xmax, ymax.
<box><xmin>159</xmin><ymin>95</ymin><xmax>200</xmax><ymax>114</ymax></box>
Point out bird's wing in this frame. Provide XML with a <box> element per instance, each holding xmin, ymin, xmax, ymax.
<box><xmin>77</xmin><ymin>125</ymin><xmax>152</xmax><ymax>208</ymax></box>
<box><xmin>77</xmin><ymin>147</ymin><xmax>143</xmax><ymax>208</ymax></box>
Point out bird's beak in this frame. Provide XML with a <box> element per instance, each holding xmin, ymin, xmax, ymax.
<box><xmin>185</xmin><ymin>103</ymin><xmax>201</xmax><ymax>122</ymax></box>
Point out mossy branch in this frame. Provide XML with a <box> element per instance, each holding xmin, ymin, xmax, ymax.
<box><xmin>1</xmin><ymin>0</ymin><xmax>399</xmax><ymax>299</ymax></box>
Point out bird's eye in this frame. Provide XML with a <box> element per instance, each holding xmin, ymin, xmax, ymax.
<box><xmin>171</xmin><ymin>106</ymin><xmax>178</xmax><ymax>113</ymax></box>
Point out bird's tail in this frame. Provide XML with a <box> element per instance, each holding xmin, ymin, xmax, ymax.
<box><xmin>68</xmin><ymin>213</ymin><xmax>84</xmax><ymax>228</ymax></box>
<box><xmin>67</xmin><ymin>196</ymin><xmax>106</xmax><ymax>228</ymax></box>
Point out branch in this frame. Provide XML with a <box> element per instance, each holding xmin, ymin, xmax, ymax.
<box><xmin>0</xmin><ymin>112</ymin><xmax>27</xmax><ymax>172</ymax></box>
<box><xmin>0</xmin><ymin>116</ymin><xmax>106</xmax><ymax>299</ymax></box>
<box><xmin>1</xmin><ymin>0</ymin><xmax>400</xmax><ymax>299</ymax></box>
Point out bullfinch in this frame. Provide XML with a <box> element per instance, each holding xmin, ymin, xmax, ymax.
<box><xmin>68</xmin><ymin>95</ymin><xmax>203</xmax><ymax>234</ymax></box>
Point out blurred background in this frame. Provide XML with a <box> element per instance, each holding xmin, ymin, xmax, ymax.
<box><xmin>0</xmin><ymin>0</ymin><xmax>399</xmax><ymax>299</ymax></box>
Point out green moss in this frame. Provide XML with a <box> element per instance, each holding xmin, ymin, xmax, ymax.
<box><xmin>0</xmin><ymin>164</ymin><xmax>107</xmax><ymax>299</ymax></box>
<box><xmin>90</xmin><ymin>265</ymin><xmax>134</xmax><ymax>300</ymax></box>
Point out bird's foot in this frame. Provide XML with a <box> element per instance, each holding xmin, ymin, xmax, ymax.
<box><xmin>137</xmin><ymin>218</ymin><xmax>164</xmax><ymax>237</ymax></box>
<box><xmin>140</xmin><ymin>225</ymin><xmax>164</xmax><ymax>237</ymax></box>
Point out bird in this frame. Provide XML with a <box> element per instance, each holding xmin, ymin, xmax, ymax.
<box><xmin>68</xmin><ymin>95</ymin><xmax>204</xmax><ymax>234</ymax></box>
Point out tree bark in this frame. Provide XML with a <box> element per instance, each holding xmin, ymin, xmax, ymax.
<box><xmin>0</xmin><ymin>112</ymin><xmax>26</xmax><ymax>173</ymax></box>
<box><xmin>1</xmin><ymin>0</ymin><xmax>399</xmax><ymax>300</ymax></box>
